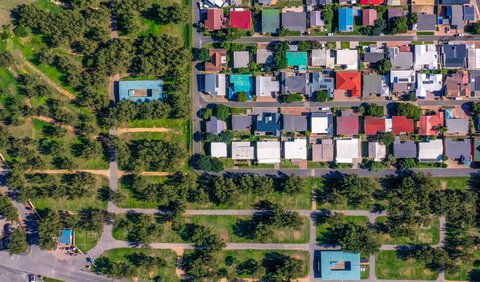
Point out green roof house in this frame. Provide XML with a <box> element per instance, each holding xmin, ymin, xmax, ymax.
<box><xmin>262</xmin><ymin>9</ymin><xmax>280</xmax><ymax>34</ymax></box>
<box><xmin>286</xmin><ymin>51</ymin><xmax>308</xmax><ymax>70</ymax></box>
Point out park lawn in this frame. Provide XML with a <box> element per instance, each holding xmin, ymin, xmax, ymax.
<box><xmin>99</xmin><ymin>248</ymin><xmax>179</xmax><ymax>281</ymax></box>
<box><xmin>316</xmin><ymin>216</ymin><xmax>369</xmax><ymax>244</ymax></box>
<box><xmin>115</xmin><ymin>175</ymin><xmax>169</xmax><ymax>209</ymax></box>
<box><xmin>0</xmin><ymin>67</ymin><xmax>18</xmax><ymax>94</ymax></box>
<box><xmin>33</xmin><ymin>175</ymin><xmax>109</xmax><ymax>212</ymax></box>
<box><xmin>376</xmin><ymin>216</ymin><xmax>440</xmax><ymax>245</ymax></box>
<box><xmin>113</xmin><ymin>216</ymin><xmax>185</xmax><ymax>243</ymax></box>
<box><xmin>435</xmin><ymin>177</ymin><xmax>469</xmax><ymax>190</ymax></box>
<box><xmin>122</xmin><ymin>118</ymin><xmax>187</xmax><ymax>129</ymax></box>
<box><xmin>218</xmin><ymin>250</ymin><xmax>310</xmax><ymax>278</ymax></box>
<box><xmin>376</xmin><ymin>251</ymin><xmax>439</xmax><ymax>280</ymax></box>
<box><xmin>445</xmin><ymin>252</ymin><xmax>480</xmax><ymax>280</ymax></box>
<box><xmin>189</xmin><ymin>215</ymin><xmax>310</xmax><ymax>243</ymax></box>
<box><xmin>75</xmin><ymin>230</ymin><xmax>101</xmax><ymax>253</ymax></box>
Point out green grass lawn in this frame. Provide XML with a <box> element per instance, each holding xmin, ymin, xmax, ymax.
<box><xmin>376</xmin><ymin>216</ymin><xmax>440</xmax><ymax>245</ymax></box>
<box><xmin>445</xmin><ymin>253</ymin><xmax>480</xmax><ymax>280</ymax></box>
<box><xmin>376</xmin><ymin>251</ymin><xmax>439</xmax><ymax>280</ymax></box>
<box><xmin>218</xmin><ymin>250</ymin><xmax>309</xmax><ymax>278</ymax></box>
<box><xmin>115</xmin><ymin>175</ymin><xmax>168</xmax><ymax>209</ymax></box>
<box><xmin>361</xmin><ymin>264</ymin><xmax>370</xmax><ymax>279</ymax></box>
<box><xmin>435</xmin><ymin>177</ymin><xmax>469</xmax><ymax>190</ymax></box>
<box><xmin>98</xmin><ymin>248</ymin><xmax>179</xmax><ymax>281</ymax></box>
<box><xmin>75</xmin><ymin>230</ymin><xmax>101</xmax><ymax>253</ymax></box>
<box><xmin>317</xmin><ymin>216</ymin><xmax>369</xmax><ymax>244</ymax></box>
<box><xmin>42</xmin><ymin>277</ymin><xmax>65</xmax><ymax>282</ymax></box>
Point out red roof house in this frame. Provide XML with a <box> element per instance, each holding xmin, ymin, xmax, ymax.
<box><xmin>365</xmin><ymin>116</ymin><xmax>386</xmax><ymax>135</ymax></box>
<box><xmin>205</xmin><ymin>9</ymin><xmax>225</xmax><ymax>30</ymax></box>
<box><xmin>392</xmin><ymin>116</ymin><xmax>414</xmax><ymax>135</ymax></box>
<box><xmin>418</xmin><ymin>111</ymin><xmax>444</xmax><ymax>136</ymax></box>
<box><xmin>337</xmin><ymin>116</ymin><xmax>359</xmax><ymax>136</ymax></box>
<box><xmin>336</xmin><ymin>71</ymin><xmax>362</xmax><ymax>98</ymax></box>
<box><xmin>205</xmin><ymin>49</ymin><xmax>227</xmax><ymax>72</ymax></box>
<box><xmin>360</xmin><ymin>0</ymin><xmax>384</xmax><ymax>5</ymax></box>
<box><xmin>230</xmin><ymin>10</ymin><xmax>252</xmax><ymax>30</ymax></box>
<box><xmin>362</xmin><ymin>9</ymin><xmax>377</xmax><ymax>26</ymax></box>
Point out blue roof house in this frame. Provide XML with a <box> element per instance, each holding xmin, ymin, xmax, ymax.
<box><xmin>229</xmin><ymin>74</ymin><xmax>254</xmax><ymax>100</ymax></box>
<box><xmin>318</xmin><ymin>251</ymin><xmax>361</xmax><ymax>280</ymax></box>
<box><xmin>338</xmin><ymin>8</ymin><xmax>354</xmax><ymax>32</ymax></box>
<box><xmin>118</xmin><ymin>80</ymin><xmax>164</xmax><ymax>102</ymax></box>
<box><xmin>58</xmin><ymin>229</ymin><xmax>74</xmax><ymax>245</ymax></box>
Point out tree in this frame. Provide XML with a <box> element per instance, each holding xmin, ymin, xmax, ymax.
<box><xmin>283</xmin><ymin>175</ymin><xmax>304</xmax><ymax>195</ymax></box>
<box><xmin>263</xmin><ymin>253</ymin><xmax>304</xmax><ymax>282</ymax></box>
<box><xmin>0</xmin><ymin>52</ymin><xmax>14</xmax><ymax>68</ymax></box>
<box><xmin>213</xmin><ymin>176</ymin><xmax>239</xmax><ymax>204</ymax></box>
<box><xmin>364</xmin><ymin>103</ymin><xmax>384</xmax><ymax>117</ymax></box>
<box><xmin>7</xmin><ymin>228</ymin><xmax>28</xmax><ymax>255</ymax></box>
<box><xmin>273</xmin><ymin>41</ymin><xmax>289</xmax><ymax>70</ymax></box>
<box><xmin>198</xmin><ymin>48</ymin><xmax>210</xmax><ymax>62</ymax></box>
<box><xmin>191</xmin><ymin>154</ymin><xmax>224</xmax><ymax>172</ymax></box>
<box><xmin>395</xmin><ymin>103</ymin><xmax>422</xmax><ymax>120</ymax></box>
<box><xmin>215</xmin><ymin>104</ymin><xmax>230</xmax><ymax>121</ymax></box>
<box><xmin>379</xmin><ymin>132</ymin><xmax>395</xmax><ymax>147</ymax></box>
<box><xmin>323</xmin><ymin>5</ymin><xmax>334</xmax><ymax>26</ymax></box>
<box><xmin>237</xmin><ymin>92</ymin><xmax>248</xmax><ymax>102</ymax></box>
<box><xmin>314</xmin><ymin>90</ymin><xmax>328</xmax><ymax>102</ymax></box>
<box><xmin>376</xmin><ymin>58</ymin><xmax>392</xmax><ymax>75</ymax></box>
<box><xmin>285</xmin><ymin>93</ymin><xmax>303</xmax><ymax>103</ymax></box>
<box><xmin>153</xmin><ymin>3</ymin><xmax>188</xmax><ymax>24</ymax></box>
<box><xmin>202</xmin><ymin>108</ymin><xmax>213</xmax><ymax>120</ymax></box>
<box><xmin>38</xmin><ymin>210</ymin><xmax>62</xmax><ymax>250</ymax></box>
<box><xmin>475</xmin><ymin>22</ymin><xmax>480</xmax><ymax>34</ymax></box>
<box><xmin>390</xmin><ymin>17</ymin><xmax>408</xmax><ymax>34</ymax></box>
<box><xmin>0</xmin><ymin>194</ymin><xmax>19</xmax><ymax>222</ymax></box>
<box><xmin>332</xmin><ymin>222</ymin><xmax>380</xmax><ymax>255</ymax></box>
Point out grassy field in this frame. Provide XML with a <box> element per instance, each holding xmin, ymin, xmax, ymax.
<box><xmin>218</xmin><ymin>250</ymin><xmax>309</xmax><ymax>278</ymax></box>
<box><xmin>98</xmin><ymin>248</ymin><xmax>179</xmax><ymax>281</ymax></box>
<box><xmin>376</xmin><ymin>251</ymin><xmax>439</xmax><ymax>280</ymax></box>
<box><xmin>75</xmin><ymin>230</ymin><xmax>101</xmax><ymax>253</ymax></box>
<box><xmin>435</xmin><ymin>177</ymin><xmax>469</xmax><ymax>190</ymax></box>
<box><xmin>0</xmin><ymin>0</ymin><xmax>35</xmax><ymax>25</ymax></box>
<box><xmin>316</xmin><ymin>216</ymin><xmax>369</xmax><ymax>244</ymax></box>
<box><xmin>376</xmin><ymin>216</ymin><xmax>440</xmax><ymax>245</ymax></box>
<box><xmin>445</xmin><ymin>253</ymin><xmax>480</xmax><ymax>280</ymax></box>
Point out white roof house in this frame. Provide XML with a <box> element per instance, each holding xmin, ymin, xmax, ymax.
<box><xmin>414</xmin><ymin>45</ymin><xmax>438</xmax><ymax>70</ymax></box>
<box><xmin>310</xmin><ymin>111</ymin><xmax>333</xmax><ymax>135</ymax></box>
<box><xmin>468</xmin><ymin>48</ymin><xmax>480</xmax><ymax>69</ymax></box>
<box><xmin>231</xmin><ymin>141</ymin><xmax>255</xmax><ymax>160</ymax></box>
<box><xmin>311</xmin><ymin>49</ymin><xmax>335</xmax><ymax>68</ymax></box>
<box><xmin>256</xmin><ymin>141</ymin><xmax>281</xmax><ymax>163</ymax></box>
<box><xmin>336</xmin><ymin>49</ymin><xmax>358</xmax><ymax>70</ymax></box>
<box><xmin>416</xmin><ymin>73</ymin><xmax>443</xmax><ymax>99</ymax></box>
<box><xmin>210</xmin><ymin>142</ymin><xmax>227</xmax><ymax>158</ymax></box>
<box><xmin>204</xmin><ymin>74</ymin><xmax>226</xmax><ymax>96</ymax></box>
<box><xmin>418</xmin><ymin>139</ymin><xmax>443</xmax><ymax>162</ymax></box>
<box><xmin>256</xmin><ymin>76</ymin><xmax>280</xmax><ymax>97</ymax></box>
<box><xmin>368</xmin><ymin>142</ymin><xmax>386</xmax><ymax>161</ymax></box>
<box><xmin>390</xmin><ymin>70</ymin><xmax>416</xmax><ymax>84</ymax></box>
<box><xmin>336</xmin><ymin>138</ymin><xmax>361</xmax><ymax>164</ymax></box>
<box><xmin>283</xmin><ymin>139</ymin><xmax>307</xmax><ymax>160</ymax></box>
<box><xmin>233</xmin><ymin>51</ymin><xmax>250</xmax><ymax>69</ymax></box>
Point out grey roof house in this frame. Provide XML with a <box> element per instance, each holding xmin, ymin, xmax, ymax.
<box><xmin>394</xmin><ymin>138</ymin><xmax>417</xmax><ymax>158</ymax></box>
<box><xmin>464</xmin><ymin>6</ymin><xmax>475</xmax><ymax>21</ymax></box>
<box><xmin>448</xmin><ymin>5</ymin><xmax>464</xmax><ymax>29</ymax></box>
<box><xmin>256</xmin><ymin>113</ymin><xmax>281</xmax><ymax>137</ymax></box>
<box><xmin>282</xmin><ymin>115</ymin><xmax>308</xmax><ymax>132</ymax></box>
<box><xmin>310</xmin><ymin>72</ymin><xmax>334</xmax><ymax>97</ymax></box>
<box><xmin>363</xmin><ymin>74</ymin><xmax>390</xmax><ymax>98</ymax></box>
<box><xmin>443</xmin><ymin>44</ymin><xmax>467</xmax><ymax>69</ymax></box>
<box><xmin>258</xmin><ymin>0</ymin><xmax>273</xmax><ymax>4</ymax></box>
<box><xmin>233</xmin><ymin>51</ymin><xmax>250</xmax><ymax>69</ymax></box>
<box><xmin>445</xmin><ymin>138</ymin><xmax>472</xmax><ymax>162</ymax></box>
<box><xmin>389</xmin><ymin>47</ymin><xmax>414</xmax><ymax>69</ymax></box>
<box><xmin>257</xmin><ymin>48</ymin><xmax>274</xmax><ymax>65</ymax></box>
<box><xmin>206</xmin><ymin>117</ymin><xmax>226</xmax><ymax>135</ymax></box>
<box><xmin>417</xmin><ymin>14</ymin><xmax>436</xmax><ymax>31</ymax></box>
<box><xmin>446</xmin><ymin>118</ymin><xmax>469</xmax><ymax>135</ymax></box>
<box><xmin>232</xmin><ymin>115</ymin><xmax>253</xmax><ymax>131</ymax></box>
<box><xmin>470</xmin><ymin>70</ymin><xmax>480</xmax><ymax>97</ymax></box>
<box><xmin>310</xmin><ymin>10</ymin><xmax>324</xmax><ymax>28</ymax></box>
<box><xmin>282</xmin><ymin>12</ymin><xmax>307</xmax><ymax>32</ymax></box>
<box><xmin>364</xmin><ymin>50</ymin><xmax>385</xmax><ymax>64</ymax></box>
<box><xmin>281</xmin><ymin>72</ymin><xmax>309</xmax><ymax>95</ymax></box>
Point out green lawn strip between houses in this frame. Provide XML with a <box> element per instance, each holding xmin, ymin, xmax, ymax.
<box><xmin>375</xmin><ymin>250</ymin><xmax>439</xmax><ymax>280</ymax></box>
<box><xmin>98</xmin><ymin>248</ymin><xmax>179</xmax><ymax>281</ymax></box>
<box><xmin>376</xmin><ymin>216</ymin><xmax>440</xmax><ymax>245</ymax></box>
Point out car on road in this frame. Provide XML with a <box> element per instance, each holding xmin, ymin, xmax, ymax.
<box><xmin>28</xmin><ymin>274</ymin><xmax>36</xmax><ymax>282</ymax></box>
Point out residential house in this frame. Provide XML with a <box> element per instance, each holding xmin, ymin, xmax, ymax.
<box><xmin>230</xmin><ymin>10</ymin><xmax>252</xmax><ymax>30</ymax></box>
<box><xmin>363</xmin><ymin>74</ymin><xmax>390</xmax><ymax>98</ymax></box>
<box><xmin>336</xmin><ymin>138</ymin><xmax>361</xmax><ymax>163</ymax></box>
<box><xmin>311</xmin><ymin>49</ymin><xmax>335</xmax><ymax>68</ymax></box>
<box><xmin>418</xmin><ymin>140</ymin><xmax>444</xmax><ymax>162</ymax></box>
<box><xmin>446</xmin><ymin>118</ymin><xmax>469</xmax><ymax>135</ymax></box>
<box><xmin>312</xmin><ymin>139</ymin><xmax>334</xmax><ymax>162</ymax></box>
<box><xmin>287</xmin><ymin>51</ymin><xmax>308</xmax><ymax>70</ymax></box>
<box><xmin>388</xmin><ymin>7</ymin><xmax>404</xmax><ymax>20</ymax></box>
<box><xmin>310</xmin><ymin>72</ymin><xmax>335</xmax><ymax>98</ymax></box>
<box><xmin>417</xmin><ymin>14</ymin><xmax>436</xmax><ymax>31</ymax></box>
<box><xmin>336</xmin><ymin>111</ymin><xmax>359</xmax><ymax>136</ymax></box>
<box><xmin>444</xmin><ymin>70</ymin><xmax>470</xmax><ymax>99</ymax></box>
<box><xmin>262</xmin><ymin>9</ymin><xmax>280</xmax><ymax>34</ymax></box>
<box><xmin>414</xmin><ymin>44</ymin><xmax>438</xmax><ymax>70</ymax></box>
<box><xmin>256</xmin><ymin>113</ymin><xmax>281</xmax><ymax>137</ymax></box>
<box><xmin>283</xmin><ymin>139</ymin><xmax>308</xmax><ymax>160</ymax></box>
<box><xmin>416</xmin><ymin>73</ymin><xmax>443</xmax><ymax>99</ymax></box>
<box><xmin>256</xmin><ymin>141</ymin><xmax>281</xmax><ymax>163</ymax></box>
<box><xmin>474</xmin><ymin>138</ymin><xmax>480</xmax><ymax>163</ymax></box>
<box><xmin>310</xmin><ymin>10</ymin><xmax>325</xmax><ymax>28</ymax></box>
<box><xmin>204</xmin><ymin>0</ymin><xmax>228</xmax><ymax>7</ymax></box>
<box><xmin>256</xmin><ymin>75</ymin><xmax>280</xmax><ymax>97</ymax></box>
<box><xmin>232</xmin><ymin>141</ymin><xmax>255</xmax><ymax>160</ymax></box>
<box><xmin>118</xmin><ymin>80</ymin><xmax>163</xmax><ymax>102</ymax></box>
<box><xmin>318</xmin><ymin>251</ymin><xmax>361</xmax><ymax>280</ymax></box>
<box><xmin>368</xmin><ymin>141</ymin><xmax>386</xmax><ymax>161</ymax></box>
<box><xmin>204</xmin><ymin>74</ymin><xmax>226</xmax><ymax>96</ymax></box>
<box><xmin>233</xmin><ymin>51</ymin><xmax>250</xmax><ymax>69</ymax></box>
<box><xmin>318</xmin><ymin>0</ymin><xmax>333</xmax><ymax>5</ymax></box>
<box><xmin>205</xmin><ymin>49</ymin><xmax>227</xmax><ymax>72</ymax></box>
<box><xmin>205</xmin><ymin>8</ymin><xmax>225</xmax><ymax>30</ymax></box>
<box><xmin>441</xmin><ymin>0</ymin><xmax>469</xmax><ymax>4</ymax></box>
<box><xmin>311</xmin><ymin>110</ymin><xmax>334</xmax><ymax>135</ymax></box>
<box><xmin>282</xmin><ymin>114</ymin><xmax>308</xmax><ymax>132</ymax></box>
<box><xmin>418</xmin><ymin>111</ymin><xmax>444</xmax><ymax>135</ymax></box>
<box><xmin>464</xmin><ymin>6</ymin><xmax>475</xmax><ymax>21</ymax></box>
<box><xmin>446</xmin><ymin>5</ymin><xmax>464</xmax><ymax>29</ymax></box>
<box><xmin>231</xmin><ymin>115</ymin><xmax>253</xmax><ymax>131</ymax></box>
<box><xmin>338</xmin><ymin>8</ymin><xmax>354</xmax><ymax>32</ymax></box>
<box><xmin>467</xmin><ymin>47</ymin><xmax>480</xmax><ymax>69</ymax></box>
<box><xmin>229</xmin><ymin>74</ymin><xmax>254</xmax><ymax>100</ymax></box>
<box><xmin>392</xmin><ymin>116</ymin><xmax>415</xmax><ymax>135</ymax></box>
<box><xmin>281</xmin><ymin>72</ymin><xmax>309</xmax><ymax>95</ymax></box>
<box><xmin>336</xmin><ymin>49</ymin><xmax>359</xmax><ymax>70</ymax></box>
<box><xmin>336</xmin><ymin>71</ymin><xmax>362</xmax><ymax>98</ymax></box>
<box><xmin>389</xmin><ymin>46</ymin><xmax>414</xmax><ymax>70</ymax></box>
<box><xmin>363</xmin><ymin>47</ymin><xmax>385</xmax><ymax>65</ymax></box>
<box><xmin>363</xmin><ymin>9</ymin><xmax>377</xmax><ymax>26</ymax></box>
<box><xmin>210</xmin><ymin>142</ymin><xmax>228</xmax><ymax>158</ymax></box>
<box><xmin>282</xmin><ymin>12</ymin><xmax>307</xmax><ymax>32</ymax></box>
<box><xmin>470</xmin><ymin>70</ymin><xmax>480</xmax><ymax>97</ymax></box>
<box><xmin>364</xmin><ymin>116</ymin><xmax>387</xmax><ymax>135</ymax></box>
<box><xmin>443</xmin><ymin>44</ymin><xmax>467</xmax><ymax>69</ymax></box>
<box><xmin>445</xmin><ymin>138</ymin><xmax>472</xmax><ymax>163</ymax></box>
<box><xmin>206</xmin><ymin>116</ymin><xmax>226</xmax><ymax>135</ymax></box>
<box><xmin>256</xmin><ymin>48</ymin><xmax>274</xmax><ymax>65</ymax></box>
<box><xmin>390</xmin><ymin>70</ymin><xmax>416</xmax><ymax>93</ymax></box>
<box><xmin>360</xmin><ymin>0</ymin><xmax>384</xmax><ymax>5</ymax></box>
<box><xmin>394</xmin><ymin>137</ymin><xmax>417</xmax><ymax>158</ymax></box>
